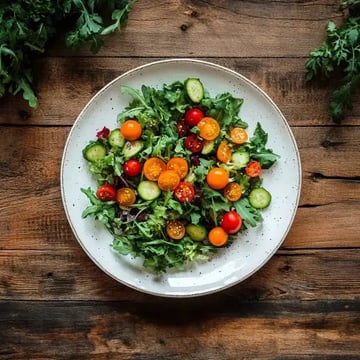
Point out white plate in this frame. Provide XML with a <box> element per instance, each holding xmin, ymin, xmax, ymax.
<box><xmin>61</xmin><ymin>59</ymin><xmax>301</xmax><ymax>298</ymax></box>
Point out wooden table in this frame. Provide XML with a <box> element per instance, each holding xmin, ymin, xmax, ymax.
<box><xmin>1</xmin><ymin>1</ymin><xmax>359</xmax><ymax>358</ymax></box>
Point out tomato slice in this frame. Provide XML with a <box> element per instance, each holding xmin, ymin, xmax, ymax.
<box><xmin>245</xmin><ymin>160</ymin><xmax>262</xmax><ymax>178</ymax></box>
<box><xmin>217</xmin><ymin>142</ymin><xmax>232</xmax><ymax>163</ymax></box>
<box><xmin>166</xmin><ymin>158</ymin><xmax>189</xmax><ymax>179</ymax></box>
<box><xmin>143</xmin><ymin>157</ymin><xmax>166</xmax><ymax>181</ymax></box>
<box><xmin>166</xmin><ymin>220</ymin><xmax>186</xmax><ymax>240</ymax></box>
<box><xmin>230</xmin><ymin>127</ymin><xmax>248</xmax><ymax>144</ymax></box>
<box><xmin>96</xmin><ymin>184</ymin><xmax>116</xmax><ymax>201</ymax></box>
<box><xmin>223</xmin><ymin>182</ymin><xmax>242</xmax><ymax>202</ymax></box>
<box><xmin>116</xmin><ymin>187</ymin><xmax>136</xmax><ymax>206</ymax></box>
<box><xmin>197</xmin><ymin>117</ymin><xmax>220</xmax><ymax>140</ymax></box>
<box><xmin>184</xmin><ymin>134</ymin><xmax>204</xmax><ymax>153</ymax></box>
<box><xmin>176</xmin><ymin>120</ymin><xmax>190</xmax><ymax>137</ymax></box>
<box><xmin>157</xmin><ymin>170</ymin><xmax>181</xmax><ymax>191</ymax></box>
<box><xmin>173</xmin><ymin>182</ymin><xmax>195</xmax><ymax>202</ymax></box>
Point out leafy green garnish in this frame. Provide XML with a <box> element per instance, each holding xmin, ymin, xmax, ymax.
<box><xmin>305</xmin><ymin>0</ymin><xmax>360</xmax><ymax>123</ymax></box>
<box><xmin>81</xmin><ymin>79</ymin><xmax>279</xmax><ymax>273</ymax></box>
<box><xmin>0</xmin><ymin>0</ymin><xmax>136</xmax><ymax>107</ymax></box>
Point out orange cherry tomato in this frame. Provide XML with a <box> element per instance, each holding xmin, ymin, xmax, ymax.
<box><xmin>143</xmin><ymin>157</ymin><xmax>166</xmax><ymax>181</ymax></box>
<box><xmin>208</xmin><ymin>226</ymin><xmax>229</xmax><ymax>247</ymax></box>
<box><xmin>120</xmin><ymin>120</ymin><xmax>142</xmax><ymax>141</ymax></box>
<box><xmin>223</xmin><ymin>182</ymin><xmax>242</xmax><ymax>202</ymax></box>
<box><xmin>245</xmin><ymin>160</ymin><xmax>262</xmax><ymax>178</ymax></box>
<box><xmin>116</xmin><ymin>187</ymin><xmax>136</xmax><ymax>206</ymax></box>
<box><xmin>197</xmin><ymin>117</ymin><xmax>220</xmax><ymax>140</ymax></box>
<box><xmin>157</xmin><ymin>170</ymin><xmax>181</xmax><ymax>191</ymax></box>
<box><xmin>166</xmin><ymin>220</ymin><xmax>186</xmax><ymax>240</ymax></box>
<box><xmin>166</xmin><ymin>158</ymin><xmax>189</xmax><ymax>179</ymax></box>
<box><xmin>206</xmin><ymin>167</ymin><xmax>229</xmax><ymax>190</ymax></box>
<box><xmin>217</xmin><ymin>142</ymin><xmax>232</xmax><ymax>163</ymax></box>
<box><xmin>230</xmin><ymin>127</ymin><xmax>248</xmax><ymax>144</ymax></box>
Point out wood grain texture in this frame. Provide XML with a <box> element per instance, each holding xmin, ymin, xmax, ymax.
<box><xmin>0</xmin><ymin>57</ymin><xmax>359</xmax><ymax>126</ymax></box>
<box><xmin>0</xmin><ymin>1</ymin><xmax>359</xmax><ymax>358</ymax></box>
<box><xmin>0</xmin><ymin>249</ymin><xmax>359</xmax><ymax>301</ymax></box>
<box><xmin>46</xmin><ymin>0</ymin><xmax>342</xmax><ymax>58</ymax></box>
<box><xmin>0</xmin><ymin>300</ymin><xmax>359</xmax><ymax>359</ymax></box>
<box><xmin>0</xmin><ymin>126</ymin><xmax>358</xmax><ymax>251</ymax></box>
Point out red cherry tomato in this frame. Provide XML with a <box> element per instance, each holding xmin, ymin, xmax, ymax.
<box><xmin>221</xmin><ymin>211</ymin><xmax>242</xmax><ymax>234</ymax></box>
<box><xmin>123</xmin><ymin>159</ymin><xmax>142</xmax><ymax>177</ymax></box>
<box><xmin>184</xmin><ymin>134</ymin><xmax>204</xmax><ymax>153</ymax></box>
<box><xmin>176</xmin><ymin>120</ymin><xmax>190</xmax><ymax>137</ymax></box>
<box><xmin>245</xmin><ymin>160</ymin><xmax>262</xmax><ymax>178</ymax></box>
<box><xmin>184</xmin><ymin>108</ymin><xmax>204</xmax><ymax>127</ymax></box>
<box><xmin>174</xmin><ymin>182</ymin><xmax>195</xmax><ymax>202</ymax></box>
<box><xmin>96</xmin><ymin>184</ymin><xmax>116</xmax><ymax>201</ymax></box>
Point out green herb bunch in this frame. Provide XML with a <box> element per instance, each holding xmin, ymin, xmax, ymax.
<box><xmin>0</xmin><ymin>0</ymin><xmax>136</xmax><ymax>108</ymax></box>
<box><xmin>305</xmin><ymin>0</ymin><xmax>360</xmax><ymax>123</ymax></box>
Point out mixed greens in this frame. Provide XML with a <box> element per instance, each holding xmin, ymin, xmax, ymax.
<box><xmin>81</xmin><ymin>78</ymin><xmax>279</xmax><ymax>273</ymax></box>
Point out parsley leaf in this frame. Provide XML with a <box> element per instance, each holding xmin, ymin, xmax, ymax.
<box><xmin>305</xmin><ymin>0</ymin><xmax>360</xmax><ymax>123</ymax></box>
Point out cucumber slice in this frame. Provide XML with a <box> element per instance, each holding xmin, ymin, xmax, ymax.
<box><xmin>185</xmin><ymin>78</ymin><xmax>204</xmax><ymax>103</ymax></box>
<box><xmin>249</xmin><ymin>187</ymin><xmax>271</xmax><ymax>209</ymax></box>
<box><xmin>201</xmin><ymin>140</ymin><xmax>215</xmax><ymax>155</ymax></box>
<box><xmin>83</xmin><ymin>142</ymin><xmax>106</xmax><ymax>161</ymax></box>
<box><xmin>186</xmin><ymin>224</ymin><xmax>207</xmax><ymax>241</ymax></box>
<box><xmin>137</xmin><ymin>181</ymin><xmax>161</xmax><ymax>201</ymax></box>
<box><xmin>122</xmin><ymin>140</ymin><xmax>144</xmax><ymax>159</ymax></box>
<box><xmin>231</xmin><ymin>151</ymin><xmax>250</xmax><ymax>168</ymax></box>
<box><xmin>108</xmin><ymin>129</ymin><xmax>125</xmax><ymax>148</ymax></box>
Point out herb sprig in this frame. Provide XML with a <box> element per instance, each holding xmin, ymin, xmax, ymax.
<box><xmin>305</xmin><ymin>0</ymin><xmax>360</xmax><ymax>123</ymax></box>
<box><xmin>0</xmin><ymin>0</ymin><xmax>136</xmax><ymax>108</ymax></box>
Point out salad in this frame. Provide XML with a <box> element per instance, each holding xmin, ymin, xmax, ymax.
<box><xmin>81</xmin><ymin>78</ymin><xmax>279</xmax><ymax>273</ymax></box>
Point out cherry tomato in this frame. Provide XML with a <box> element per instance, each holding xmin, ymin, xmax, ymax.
<box><xmin>174</xmin><ymin>182</ymin><xmax>195</xmax><ymax>202</ymax></box>
<box><xmin>184</xmin><ymin>107</ymin><xmax>204</xmax><ymax>127</ymax></box>
<box><xmin>245</xmin><ymin>160</ymin><xmax>262</xmax><ymax>178</ymax></box>
<box><xmin>197</xmin><ymin>117</ymin><xmax>220</xmax><ymax>140</ymax></box>
<box><xmin>143</xmin><ymin>157</ymin><xmax>166</xmax><ymax>181</ymax></box>
<box><xmin>206</xmin><ymin>167</ymin><xmax>229</xmax><ymax>190</ymax></box>
<box><xmin>116</xmin><ymin>187</ymin><xmax>136</xmax><ymax>206</ymax></box>
<box><xmin>223</xmin><ymin>182</ymin><xmax>242</xmax><ymax>202</ymax></box>
<box><xmin>123</xmin><ymin>159</ymin><xmax>142</xmax><ymax>177</ymax></box>
<box><xmin>176</xmin><ymin>120</ymin><xmax>190</xmax><ymax>137</ymax></box>
<box><xmin>120</xmin><ymin>120</ymin><xmax>142</xmax><ymax>141</ymax></box>
<box><xmin>166</xmin><ymin>220</ymin><xmax>186</xmax><ymax>240</ymax></box>
<box><xmin>96</xmin><ymin>184</ymin><xmax>116</xmax><ymax>201</ymax></box>
<box><xmin>230</xmin><ymin>127</ymin><xmax>248</xmax><ymax>144</ymax></box>
<box><xmin>185</xmin><ymin>134</ymin><xmax>204</xmax><ymax>153</ymax></box>
<box><xmin>208</xmin><ymin>226</ymin><xmax>229</xmax><ymax>247</ymax></box>
<box><xmin>157</xmin><ymin>170</ymin><xmax>181</xmax><ymax>191</ymax></box>
<box><xmin>221</xmin><ymin>210</ymin><xmax>242</xmax><ymax>234</ymax></box>
<box><xmin>217</xmin><ymin>142</ymin><xmax>232</xmax><ymax>163</ymax></box>
<box><xmin>166</xmin><ymin>157</ymin><xmax>189</xmax><ymax>179</ymax></box>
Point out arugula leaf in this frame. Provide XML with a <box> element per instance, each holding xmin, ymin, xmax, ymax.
<box><xmin>233</xmin><ymin>198</ymin><xmax>263</xmax><ymax>228</ymax></box>
<box><xmin>245</xmin><ymin>123</ymin><xmax>280</xmax><ymax>168</ymax></box>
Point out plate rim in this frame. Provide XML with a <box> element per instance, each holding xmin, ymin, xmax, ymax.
<box><xmin>60</xmin><ymin>58</ymin><xmax>302</xmax><ymax>298</ymax></box>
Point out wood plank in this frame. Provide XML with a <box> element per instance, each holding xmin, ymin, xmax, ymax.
<box><xmin>0</xmin><ymin>249</ymin><xmax>359</xmax><ymax>301</ymax></box>
<box><xmin>0</xmin><ymin>300</ymin><xmax>359</xmax><ymax>359</ymax></box>
<box><xmin>47</xmin><ymin>0</ymin><xmax>343</xmax><ymax>58</ymax></box>
<box><xmin>0</xmin><ymin>126</ymin><xmax>359</xmax><ymax>250</ymax></box>
<box><xmin>0</xmin><ymin>57</ymin><xmax>359</xmax><ymax>126</ymax></box>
